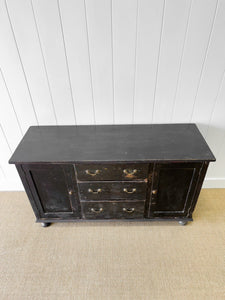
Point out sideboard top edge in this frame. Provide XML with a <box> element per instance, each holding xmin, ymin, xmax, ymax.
<box><xmin>8</xmin><ymin>124</ymin><xmax>216</xmax><ymax>164</ymax></box>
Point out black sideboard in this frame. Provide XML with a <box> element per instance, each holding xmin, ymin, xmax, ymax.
<box><xmin>9</xmin><ymin>124</ymin><xmax>215</xmax><ymax>227</ymax></box>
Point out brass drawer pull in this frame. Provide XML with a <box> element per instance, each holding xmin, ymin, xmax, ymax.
<box><xmin>123</xmin><ymin>169</ymin><xmax>137</xmax><ymax>176</ymax></box>
<box><xmin>85</xmin><ymin>169</ymin><xmax>100</xmax><ymax>176</ymax></box>
<box><xmin>88</xmin><ymin>188</ymin><xmax>102</xmax><ymax>194</ymax></box>
<box><xmin>123</xmin><ymin>207</ymin><xmax>135</xmax><ymax>213</ymax></box>
<box><xmin>91</xmin><ymin>207</ymin><xmax>103</xmax><ymax>213</ymax></box>
<box><xmin>123</xmin><ymin>188</ymin><xmax>136</xmax><ymax>194</ymax></box>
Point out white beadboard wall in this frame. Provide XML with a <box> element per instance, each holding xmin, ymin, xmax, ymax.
<box><xmin>0</xmin><ymin>0</ymin><xmax>225</xmax><ymax>190</ymax></box>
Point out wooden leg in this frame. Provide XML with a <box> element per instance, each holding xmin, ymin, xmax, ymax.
<box><xmin>178</xmin><ymin>220</ymin><xmax>188</xmax><ymax>226</ymax></box>
<box><xmin>41</xmin><ymin>222</ymin><xmax>51</xmax><ymax>227</ymax></box>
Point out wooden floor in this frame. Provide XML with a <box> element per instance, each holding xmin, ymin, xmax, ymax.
<box><xmin>0</xmin><ymin>189</ymin><xmax>224</xmax><ymax>300</ymax></box>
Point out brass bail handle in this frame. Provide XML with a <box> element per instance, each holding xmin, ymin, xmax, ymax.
<box><xmin>123</xmin><ymin>188</ymin><xmax>136</xmax><ymax>194</ymax></box>
<box><xmin>123</xmin><ymin>169</ymin><xmax>137</xmax><ymax>176</ymax></box>
<box><xmin>123</xmin><ymin>208</ymin><xmax>135</xmax><ymax>213</ymax></box>
<box><xmin>85</xmin><ymin>169</ymin><xmax>100</xmax><ymax>176</ymax></box>
<box><xmin>88</xmin><ymin>188</ymin><xmax>102</xmax><ymax>194</ymax></box>
<box><xmin>91</xmin><ymin>207</ymin><xmax>103</xmax><ymax>213</ymax></box>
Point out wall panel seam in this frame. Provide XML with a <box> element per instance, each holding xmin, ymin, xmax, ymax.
<box><xmin>205</xmin><ymin>67</ymin><xmax>225</xmax><ymax>138</ymax></box>
<box><xmin>5</xmin><ymin>0</ymin><xmax>39</xmax><ymax>126</ymax></box>
<box><xmin>0</xmin><ymin>124</ymin><xmax>12</xmax><ymax>153</ymax></box>
<box><xmin>151</xmin><ymin>0</ymin><xmax>166</xmax><ymax>123</ymax></box>
<box><xmin>132</xmin><ymin>0</ymin><xmax>139</xmax><ymax>124</ymax></box>
<box><xmin>215</xmin><ymin>133</ymin><xmax>225</xmax><ymax>158</ymax></box>
<box><xmin>0</xmin><ymin>165</ymin><xmax>6</xmax><ymax>178</ymax></box>
<box><xmin>0</xmin><ymin>68</ymin><xmax>23</xmax><ymax>135</ymax></box>
<box><xmin>111</xmin><ymin>0</ymin><xmax>115</xmax><ymax>124</ymax></box>
<box><xmin>84</xmin><ymin>0</ymin><xmax>96</xmax><ymax>124</ymax></box>
<box><xmin>190</xmin><ymin>0</ymin><xmax>219</xmax><ymax>122</ymax></box>
<box><xmin>30</xmin><ymin>0</ymin><xmax>58</xmax><ymax>125</ymax></box>
<box><xmin>170</xmin><ymin>0</ymin><xmax>193</xmax><ymax>122</ymax></box>
<box><xmin>57</xmin><ymin>0</ymin><xmax>77</xmax><ymax>125</ymax></box>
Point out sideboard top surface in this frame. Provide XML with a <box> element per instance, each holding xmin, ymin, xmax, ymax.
<box><xmin>9</xmin><ymin>124</ymin><xmax>216</xmax><ymax>164</ymax></box>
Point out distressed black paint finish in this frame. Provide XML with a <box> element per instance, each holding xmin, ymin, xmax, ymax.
<box><xmin>22</xmin><ymin>164</ymin><xmax>81</xmax><ymax>219</ymax></box>
<box><xmin>75</xmin><ymin>163</ymin><xmax>148</xmax><ymax>181</ymax></box>
<box><xmin>78</xmin><ymin>181</ymin><xmax>147</xmax><ymax>201</ymax></box>
<box><xmin>9</xmin><ymin>124</ymin><xmax>215</xmax><ymax>225</ymax></box>
<box><xmin>29</xmin><ymin>167</ymin><xmax>72</xmax><ymax>212</ymax></box>
<box><xmin>148</xmin><ymin>163</ymin><xmax>202</xmax><ymax>218</ymax></box>
<box><xmin>81</xmin><ymin>201</ymin><xmax>145</xmax><ymax>219</ymax></box>
<box><xmin>9</xmin><ymin>124</ymin><xmax>215</xmax><ymax>164</ymax></box>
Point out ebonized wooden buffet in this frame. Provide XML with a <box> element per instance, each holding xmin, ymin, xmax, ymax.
<box><xmin>9</xmin><ymin>124</ymin><xmax>215</xmax><ymax>227</ymax></box>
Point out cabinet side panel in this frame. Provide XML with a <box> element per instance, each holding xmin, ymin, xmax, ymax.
<box><xmin>187</xmin><ymin>162</ymin><xmax>209</xmax><ymax>217</ymax></box>
<box><xmin>16</xmin><ymin>164</ymin><xmax>41</xmax><ymax>219</ymax></box>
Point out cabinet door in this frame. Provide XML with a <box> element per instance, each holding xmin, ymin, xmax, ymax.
<box><xmin>22</xmin><ymin>164</ymin><xmax>81</xmax><ymax>219</ymax></box>
<box><xmin>148</xmin><ymin>163</ymin><xmax>202</xmax><ymax>218</ymax></box>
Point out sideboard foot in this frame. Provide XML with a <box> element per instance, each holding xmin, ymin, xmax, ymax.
<box><xmin>178</xmin><ymin>220</ymin><xmax>188</xmax><ymax>226</ymax></box>
<box><xmin>41</xmin><ymin>222</ymin><xmax>51</xmax><ymax>227</ymax></box>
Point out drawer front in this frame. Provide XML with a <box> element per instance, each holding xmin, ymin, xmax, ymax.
<box><xmin>75</xmin><ymin>163</ymin><xmax>148</xmax><ymax>181</ymax></box>
<box><xmin>81</xmin><ymin>201</ymin><xmax>145</xmax><ymax>219</ymax></box>
<box><xmin>78</xmin><ymin>181</ymin><xmax>147</xmax><ymax>200</ymax></box>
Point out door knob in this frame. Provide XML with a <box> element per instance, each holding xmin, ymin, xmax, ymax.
<box><xmin>152</xmin><ymin>189</ymin><xmax>157</xmax><ymax>195</ymax></box>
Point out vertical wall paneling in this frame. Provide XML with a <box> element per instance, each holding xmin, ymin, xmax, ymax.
<box><xmin>6</xmin><ymin>0</ymin><xmax>57</xmax><ymax>125</ymax></box>
<box><xmin>85</xmin><ymin>0</ymin><xmax>114</xmax><ymax>124</ymax></box>
<box><xmin>213</xmin><ymin>138</ymin><xmax>225</xmax><ymax>178</ymax></box>
<box><xmin>58</xmin><ymin>0</ymin><xmax>95</xmax><ymax>124</ymax></box>
<box><xmin>0</xmin><ymin>69</ymin><xmax>22</xmax><ymax>151</ymax></box>
<box><xmin>171</xmin><ymin>0</ymin><xmax>218</xmax><ymax>123</ymax></box>
<box><xmin>0</xmin><ymin>0</ymin><xmax>38</xmax><ymax>133</ymax></box>
<box><xmin>32</xmin><ymin>0</ymin><xmax>76</xmax><ymax>125</ymax></box>
<box><xmin>191</xmin><ymin>0</ymin><xmax>225</xmax><ymax>137</ymax></box>
<box><xmin>152</xmin><ymin>0</ymin><xmax>192</xmax><ymax>123</ymax></box>
<box><xmin>133</xmin><ymin>0</ymin><xmax>165</xmax><ymax>123</ymax></box>
<box><xmin>205</xmin><ymin>72</ymin><xmax>225</xmax><ymax>179</ymax></box>
<box><xmin>113</xmin><ymin>0</ymin><xmax>138</xmax><ymax>124</ymax></box>
<box><xmin>1</xmin><ymin>0</ymin><xmax>225</xmax><ymax>189</ymax></box>
<box><xmin>0</xmin><ymin>125</ymin><xmax>22</xmax><ymax>190</ymax></box>
<box><xmin>0</xmin><ymin>166</ymin><xmax>5</xmax><ymax>182</ymax></box>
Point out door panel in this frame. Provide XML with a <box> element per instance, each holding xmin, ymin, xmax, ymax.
<box><xmin>149</xmin><ymin>163</ymin><xmax>202</xmax><ymax>217</ymax></box>
<box><xmin>30</xmin><ymin>168</ymin><xmax>72</xmax><ymax>213</ymax></box>
<box><xmin>23</xmin><ymin>164</ymin><xmax>81</xmax><ymax>219</ymax></box>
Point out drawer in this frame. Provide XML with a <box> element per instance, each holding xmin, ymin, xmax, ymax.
<box><xmin>75</xmin><ymin>163</ymin><xmax>148</xmax><ymax>181</ymax></box>
<box><xmin>78</xmin><ymin>181</ymin><xmax>147</xmax><ymax>200</ymax></box>
<box><xmin>81</xmin><ymin>201</ymin><xmax>145</xmax><ymax>219</ymax></box>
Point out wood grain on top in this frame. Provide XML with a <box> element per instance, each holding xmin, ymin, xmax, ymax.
<box><xmin>9</xmin><ymin>124</ymin><xmax>216</xmax><ymax>163</ymax></box>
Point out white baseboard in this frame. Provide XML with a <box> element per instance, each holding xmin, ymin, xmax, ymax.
<box><xmin>0</xmin><ymin>179</ymin><xmax>24</xmax><ymax>191</ymax></box>
<box><xmin>203</xmin><ymin>178</ymin><xmax>225</xmax><ymax>188</ymax></box>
